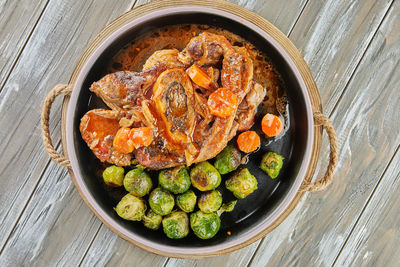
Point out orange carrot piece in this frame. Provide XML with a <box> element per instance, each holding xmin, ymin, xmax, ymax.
<box><xmin>261</xmin><ymin>113</ymin><xmax>283</xmax><ymax>137</ymax></box>
<box><xmin>186</xmin><ymin>64</ymin><xmax>213</xmax><ymax>90</ymax></box>
<box><xmin>129</xmin><ymin>127</ymin><xmax>153</xmax><ymax>149</ymax></box>
<box><xmin>207</xmin><ymin>88</ymin><xmax>238</xmax><ymax>118</ymax></box>
<box><xmin>237</xmin><ymin>131</ymin><xmax>260</xmax><ymax>153</ymax></box>
<box><xmin>113</xmin><ymin>127</ymin><xmax>135</xmax><ymax>154</ymax></box>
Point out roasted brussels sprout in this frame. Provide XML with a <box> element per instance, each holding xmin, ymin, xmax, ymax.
<box><xmin>143</xmin><ymin>209</ymin><xmax>163</xmax><ymax>230</ymax></box>
<box><xmin>190</xmin><ymin>211</ymin><xmax>221</xmax><ymax>239</ymax></box>
<box><xmin>214</xmin><ymin>145</ymin><xmax>241</xmax><ymax>174</ymax></box>
<box><xmin>217</xmin><ymin>200</ymin><xmax>237</xmax><ymax>216</ymax></box>
<box><xmin>123</xmin><ymin>168</ymin><xmax>153</xmax><ymax>197</ymax></box>
<box><xmin>198</xmin><ymin>190</ymin><xmax>223</xmax><ymax>213</ymax></box>
<box><xmin>149</xmin><ymin>187</ymin><xmax>175</xmax><ymax>216</ymax></box>
<box><xmin>260</xmin><ymin>152</ymin><xmax>284</xmax><ymax>179</ymax></box>
<box><xmin>162</xmin><ymin>211</ymin><xmax>189</xmax><ymax>239</ymax></box>
<box><xmin>114</xmin><ymin>193</ymin><xmax>146</xmax><ymax>221</ymax></box>
<box><xmin>190</xmin><ymin>161</ymin><xmax>221</xmax><ymax>191</ymax></box>
<box><xmin>102</xmin><ymin>165</ymin><xmax>124</xmax><ymax>187</ymax></box>
<box><xmin>225</xmin><ymin>168</ymin><xmax>258</xmax><ymax>199</ymax></box>
<box><xmin>176</xmin><ymin>190</ymin><xmax>197</xmax><ymax>213</ymax></box>
<box><xmin>159</xmin><ymin>165</ymin><xmax>191</xmax><ymax>194</ymax></box>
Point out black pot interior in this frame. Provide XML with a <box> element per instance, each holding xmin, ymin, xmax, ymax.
<box><xmin>72</xmin><ymin>12</ymin><xmax>309</xmax><ymax>247</ymax></box>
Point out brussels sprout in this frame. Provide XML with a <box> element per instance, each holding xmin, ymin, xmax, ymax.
<box><xmin>159</xmin><ymin>165</ymin><xmax>191</xmax><ymax>194</ymax></box>
<box><xmin>162</xmin><ymin>211</ymin><xmax>189</xmax><ymax>239</ymax></box>
<box><xmin>190</xmin><ymin>211</ymin><xmax>220</xmax><ymax>239</ymax></box>
<box><xmin>143</xmin><ymin>209</ymin><xmax>163</xmax><ymax>230</ymax></box>
<box><xmin>214</xmin><ymin>145</ymin><xmax>241</xmax><ymax>174</ymax></box>
<box><xmin>102</xmin><ymin>165</ymin><xmax>124</xmax><ymax>187</ymax></box>
<box><xmin>217</xmin><ymin>200</ymin><xmax>237</xmax><ymax>217</ymax></box>
<box><xmin>190</xmin><ymin>161</ymin><xmax>221</xmax><ymax>191</ymax></box>
<box><xmin>260</xmin><ymin>152</ymin><xmax>284</xmax><ymax>179</ymax></box>
<box><xmin>176</xmin><ymin>190</ymin><xmax>197</xmax><ymax>213</ymax></box>
<box><xmin>225</xmin><ymin>168</ymin><xmax>258</xmax><ymax>199</ymax></box>
<box><xmin>114</xmin><ymin>193</ymin><xmax>146</xmax><ymax>221</ymax></box>
<box><xmin>149</xmin><ymin>187</ymin><xmax>175</xmax><ymax>216</ymax></box>
<box><xmin>198</xmin><ymin>190</ymin><xmax>223</xmax><ymax>213</ymax></box>
<box><xmin>123</xmin><ymin>168</ymin><xmax>153</xmax><ymax>197</ymax></box>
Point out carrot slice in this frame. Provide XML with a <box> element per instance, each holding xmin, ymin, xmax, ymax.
<box><xmin>113</xmin><ymin>127</ymin><xmax>135</xmax><ymax>154</ymax></box>
<box><xmin>129</xmin><ymin>127</ymin><xmax>153</xmax><ymax>149</ymax></box>
<box><xmin>186</xmin><ymin>64</ymin><xmax>213</xmax><ymax>90</ymax></box>
<box><xmin>237</xmin><ymin>131</ymin><xmax>260</xmax><ymax>153</ymax></box>
<box><xmin>261</xmin><ymin>113</ymin><xmax>283</xmax><ymax>137</ymax></box>
<box><xmin>207</xmin><ymin>88</ymin><xmax>238</xmax><ymax>118</ymax></box>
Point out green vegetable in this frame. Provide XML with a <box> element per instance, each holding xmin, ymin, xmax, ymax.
<box><xmin>143</xmin><ymin>209</ymin><xmax>163</xmax><ymax>230</ymax></box>
<box><xmin>123</xmin><ymin>168</ymin><xmax>153</xmax><ymax>197</ymax></box>
<box><xmin>198</xmin><ymin>190</ymin><xmax>222</xmax><ymax>213</ymax></box>
<box><xmin>260</xmin><ymin>152</ymin><xmax>284</xmax><ymax>179</ymax></box>
<box><xmin>190</xmin><ymin>161</ymin><xmax>221</xmax><ymax>191</ymax></box>
<box><xmin>114</xmin><ymin>193</ymin><xmax>146</xmax><ymax>221</ymax></box>
<box><xmin>102</xmin><ymin>165</ymin><xmax>124</xmax><ymax>187</ymax></box>
<box><xmin>162</xmin><ymin>211</ymin><xmax>189</xmax><ymax>239</ymax></box>
<box><xmin>190</xmin><ymin>211</ymin><xmax>221</xmax><ymax>239</ymax></box>
<box><xmin>217</xmin><ymin>200</ymin><xmax>237</xmax><ymax>217</ymax></box>
<box><xmin>159</xmin><ymin>165</ymin><xmax>191</xmax><ymax>194</ymax></box>
<box><xmin>149</xmin><ymin>187</ymin><xmax>175</xmax><ymax>216</ymax></box>
<box><xmin>225</xmin><ymin>168</ymin><xmax>258</xmax><ymax>199</ymax></box>
<box><xmin>214</xmin><ymin>145</ymin><xmax>241</xmax><ymax>174</ymax></box>
<box><xmin>176</xmin><ymin>190</ymin><xmax>197</xmax><ymax>213</ymax></box>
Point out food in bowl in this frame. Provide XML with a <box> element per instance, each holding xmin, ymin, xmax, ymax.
<box><xmin>79</xmin><ymin>24</ymin><xmax>288</xmax><ymax>239</ymax></box>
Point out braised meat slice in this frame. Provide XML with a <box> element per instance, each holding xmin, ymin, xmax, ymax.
<box><xmin>142</xmin><ymin>49</ymin><xmax>186</xmax><ymax>71</ymax></box>
<box><xmin>80</xmin><ymin>109</ymin><xmax>131</xmax><ymax>166</ymax></box>
<box><xmin>236</xmin><ymin>82</ymin><xmax>266</xmax><ymax>131</ymax></box>
<box><xmin>89</xmin><ymin>66</ymin><xmax>167</xmax><ymax>111</ymax></box>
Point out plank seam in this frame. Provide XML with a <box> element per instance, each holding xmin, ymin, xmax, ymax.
<box><xmin>328</xmin><ymin>0</ymin><xmax>395</xmax><ymax>118</ymax></box>
<box><xmin>0</xmin><ymin>0</ymin><xmax>51</xmax><ymax>94</ymax></box>
<box><xmin>77</xmin><ymin>223</ymin><xmax>103</xmax><ymax>267</ymax></box>
<box><xmin>332</xmin><ymin>144</ymin><xmax>400</xmax><ymax>266</ymax></box>
<box><xmin>287</xmin><ymin>0</ymin><xmax>310</xmax><ymax>36</ymax></box>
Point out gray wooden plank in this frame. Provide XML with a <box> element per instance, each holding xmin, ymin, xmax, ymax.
<box><xmin>249</xmin><ymin>1</ymin><xmax>399</xmax><ymax>266</ymax></box>
<box><xmin>77</xmin><ymin>0</ymin><xmax>310</xmax><ymax>266</ymax></box>
<box><xmin>332</xmin><ymin>3</ymin><xmax>400</xmax><ymax>265</ymax></box>
<box><xmin>0</xmin><ymin>0</ymin><xmax>48</xmax><ymax>88</ymax></box>
<box><xmin>289</xmin><ymin>0</ymin><xmax>393</xmax><ymax>115</ymax></box>
<box><xmin>334</xmin><ymin>150</ymin><xmax>400</xmax><ymax>267</ymax></box>
<box><xmin>0</xmin><ymin>0</ymin><xmax>140</xmax><ymax>265</ymax></box>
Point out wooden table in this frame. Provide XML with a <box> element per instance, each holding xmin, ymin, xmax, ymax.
<box><xmin>0</xmin><ymin>0</ymin><xmax>398</xmax><ymax>266</ymax></box>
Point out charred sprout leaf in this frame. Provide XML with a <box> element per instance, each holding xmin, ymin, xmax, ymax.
<box><xmin>260</xmin><ymin>152</ymin><xmax>284</xmax><ymax>179</ymax></box>
<box><xmin>143</xmin><ymin>209</ymin><xmax>162</xmax><ymax>230</ymax></box>
<box><xmin>190</xmin><ymin>211</ymin><xmax>220</xmax><ymax>239</ymax></box>
<box><xmin>214</xmin><ymin>145</ymin><xmax>241</xmax><ymax>174</ymax></box>
<box><xmin>102</xmin><ymin>165</ymin><xmax>124</xmax><ymax>187</ymax></box>
<box><xmin>190</xmin><ymin>161</ymin><xmax>221</xmax><ymax>191</ymax></box>
<box><xmin>114</xmin><ymin>193</ymin><xmax>146</xmax><ymax>221</ymax></box>
<box><xmin>162</xmin><ymin>211</ymin><xmax>189</xmax><ymax>239</ymax></box>
<box><xmin>123</xmin><ymin>168</ymin><xmax>153</xmax><ymax>197</ymax></box>
<box><xmin>217</xmin><ymin>200</ymin><xmax>237</xmax><ymax>217</ymax></box>
<box><xmin>198</xmin><ymin>190</ymin><xmax>223</xmax><ymax>213</ymax></box>
<box><xmin>176</xmin><ymin>190</ymin><xmax>197</xmax><ymax>213</ymax></box>
<box><xmin>149</xmin><ymin>187</ymin><xmax>175</xmax><ymax>216</ymax></box>
<box><xmin>159</xmin><ymin>165</ymin><xmax>191</xmax><ymax>194</ymax></box>
<box><xmin>225</xmin><ymin>168</ymin><xmax>258</xmax><ymax>199</ymax></box>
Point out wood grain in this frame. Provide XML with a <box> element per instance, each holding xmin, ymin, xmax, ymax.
<box><xmin>249</xmin><ymin>1</ymin><xmax>399</xmax><ymax>266</ymax></box>
<box><xmin>333</xmin><ymin>3</ymin><xmax>400</xmax><ymax>265</ymax></box>
<box><xmin>0</xmin><ymin>0</ymin><xmax>48</xmax><ymax>88</ymax></box>
<box><xmin>0</xmin><ymin>0</ymin><xmax>138</xmax><ymax>265</ymax></box>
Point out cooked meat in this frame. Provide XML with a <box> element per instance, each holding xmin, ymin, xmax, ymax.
<box><xmin>142</xmin><ymin>49</ymin><xmax>186</xmax><ymax>71</ymax></box>
<box><xmin>83</xmin><ymin>31</ymin><xmax>266</xmax><ymax>169</ymax></box>
<box><xmin>80</xmin><ymin>109</ymin><xmax>131</xmax><ymax>166</ymax></box>
<box><xmin>236</xmin><ymin>82</ymin><xmax>266</xmax><ymax>131</ymax></box>
<box><xmin>89</xmin><ymin>66</ymin><xmax>167</xmax><ymax>111</ymax></box>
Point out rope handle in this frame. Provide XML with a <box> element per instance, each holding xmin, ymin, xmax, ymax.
<box><xmin>300</xmin><ymin>112</ymin><xmax>338</xmax><ymax>192</ymax></box>
<box><xmin>41</xmin><ymin>84</ymin><xmax>73</xmax><ymax>168</ymax></box>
